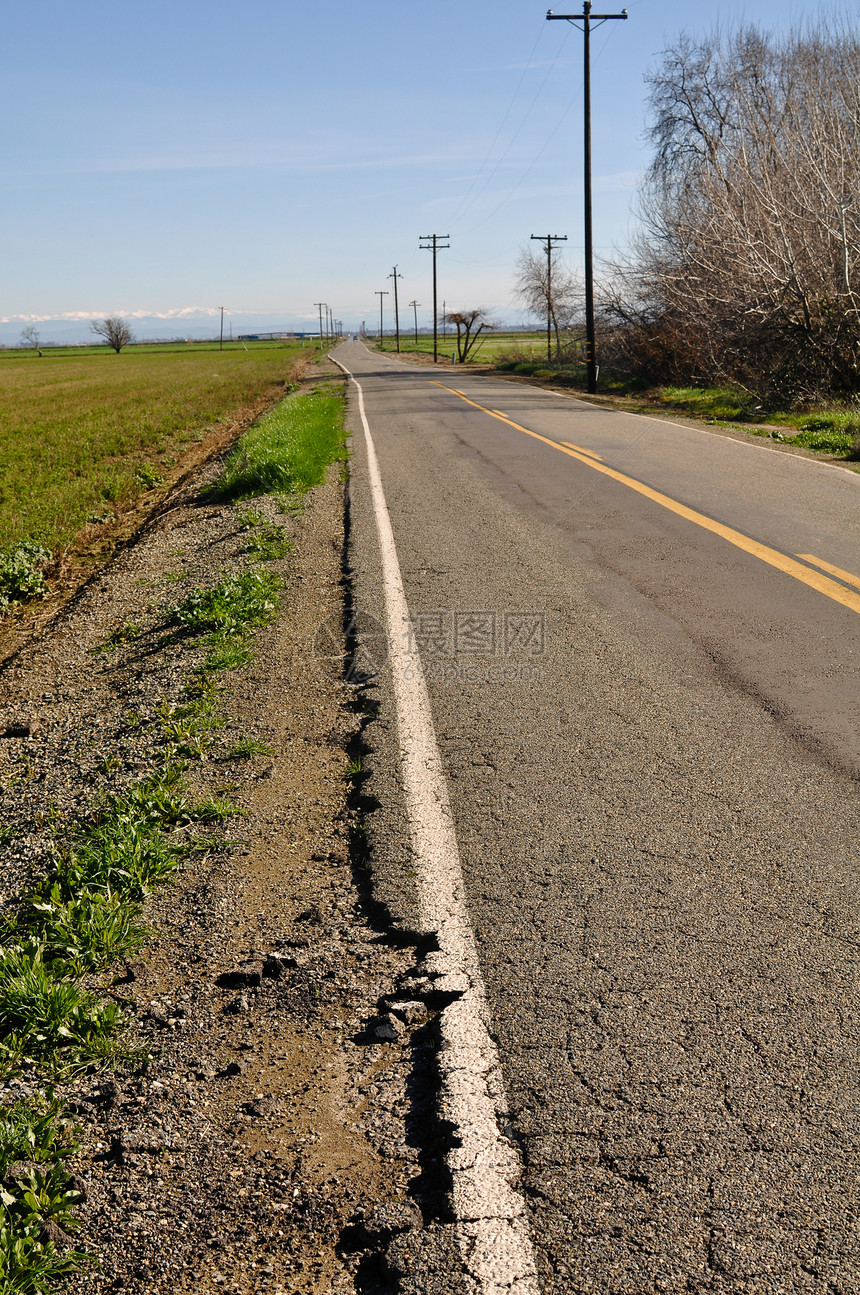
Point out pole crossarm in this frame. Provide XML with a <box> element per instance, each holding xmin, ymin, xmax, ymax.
<box><xmin>547</xmin><ymin>7</ymin><xmax>628</xmax><ymax>26</ymax></box>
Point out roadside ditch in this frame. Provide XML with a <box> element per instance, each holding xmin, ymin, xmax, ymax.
<box><xmin>0</xmin><ymin>366</ymin><xmax>465</xmax><ymax>1295</ymax></box>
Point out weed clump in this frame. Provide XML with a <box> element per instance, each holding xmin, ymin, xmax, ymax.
<box><xmin>0</xmin><ymin>1099</ymin><xmax>88</xmax><ymax>1292</ymax></box>
<box><xmin>171</xmin><ymin>567</ymin><xmax>282</xmax><ymax>673</ymax></box>
<box><xmin>172</xmin><ymin>568</ymin><xmax>281</xmax><ymax>637</ymax></box>
<box><xmin>0</xmin><ymin>544</ymin><xmax>50</xmax><ymax>613</ymax></box>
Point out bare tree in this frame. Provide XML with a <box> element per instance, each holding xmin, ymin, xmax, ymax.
<box><xmin>606</xmin><ymin>16</ymin><xmax>860</xmax><ymax>399</ymax></box>
<box><xmin>443</xmin><ymin>309</ymin><xmax>495</xmax><ymax>363</ymax></box>
<box><xmin>514</xmin><ymin>248</ymin><xmax>581</xmax><ymax>359</ymax></box>
<box><xmin>19</xmin><ymin>326</ymin><xmax>42</xmax><ymax>357</ymax></box>
<box><xmin>91</xmin><ymin>316</ymin><xmax>134</xmax><ymax>353</ymax></box>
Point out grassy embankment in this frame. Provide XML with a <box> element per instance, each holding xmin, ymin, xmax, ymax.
<box><xmin>0</xmin><ymin>341</ymin><xmax>321</xmax><ymax>609</ymax></box>
<box><xmin>0</xmin><ymin>382</ymin><xmax>347</xmax><ymax>1291</ymax></box>
<box><xmin>646</xmin><ymin>385</ymin><xmax>860</xmax><ymax>458</ymax></box>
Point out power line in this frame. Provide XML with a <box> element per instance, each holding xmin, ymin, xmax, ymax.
<box><xmin>455</xmin><ymin>22</ymin><xmax>618</xmax><ymax>239</ymax></box>
<box><xmin>448</xmin><ymin>27</ymin><xmax>572</xmax><ymax>230</ymax></box>
<box><xmin>445</xmin><ymin>20</ymin><xmax>549</xmax><ymax>228</ymax></box>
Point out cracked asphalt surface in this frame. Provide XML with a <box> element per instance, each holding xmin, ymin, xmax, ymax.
<box><xmin>340</xmin><ymin>341</ymin><xmax>860</xmax><ymax>1294</ymax></box>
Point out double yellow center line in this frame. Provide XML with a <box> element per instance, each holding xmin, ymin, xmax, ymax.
<box><xmin>431</xmin><ymin>382</ymin><xmax>860</xmax><ymax>617</ymax></box>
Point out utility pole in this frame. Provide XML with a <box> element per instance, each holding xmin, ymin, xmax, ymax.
<box><xmin>547</xmin><ymin>4</ymin><xmax>627</xmax><ymax>393</ymax></box>
<box><xmin>389</xmin><ymin>266</ymin><xmax>403</xmax><ymax>353</ymax></box>
<box><xmin>408</xmin><ymin>299</ymin><xmax>420</xmax><ymax>346</ymax></box>
<box><xmin>327</xmin><ymin>306</ymin><xmax>334</xmax><ymax>343</ymax></box>
<box><xmin>419</xmin><ymin>233</ymin><xmax>450</xmax><ymax>363</ymax></box>
<box><xmin>375</xmin><ymin>290</ymin><xmax>389</xmax><ymax>346</ymax></box>
<box><xmin>219</xmin><ymin>305</ymin><xmax>226</xmax><ymax>351</ymax></box>
<box><xmin>314</xmin><ymin>302</ymin><xmax>325</xmax><ymax>348</ymax></box>
<box><xmin>531</xmin><ymin>234</ymin><xmax>567</xmax><ymax>361</ymax></box>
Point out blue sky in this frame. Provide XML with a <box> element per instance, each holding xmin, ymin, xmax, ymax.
<box><xmin>2</xmin><ymin>0</ymin><xmax>818</xmax><ymax>341</ymax></box>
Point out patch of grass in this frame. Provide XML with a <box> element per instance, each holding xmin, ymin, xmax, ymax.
<box><xmin>0</xmin><ymin>767</ymin><xmax>235</xmax><ymax>1062</ymax></box>
<box><xmin>767</xmin><ymin>411</ymin><xmax>860</xmax><ymax>456</ymax></box>
<box><xmin>659</xmin><ymin>385</ymin><xmax>762</xmax><ymax>422</ymax></box>
<box><xmin>223</xmin><ymin>738</ymin><xmax>274</xmax><ymax>760</ymax></box>
<box><xmin>237</xmin><ymin>507</ymin><xmax>266</xmax><ymax>528</ymax></box>
<box><xmin>172</xmin><ymin>566</ymin><xmax>282</xmax><ymax>675</ymax></box>
<box><xmin>0</xmin><ymin>1099</ymin><xmax>89</xmax><ymax>1292</ymax></box>
<box><xmin>0</xmin><ymin>544</ymin><xmax>51</xmax><ymax>613</ymax></box>
<box><xmin>27</xmin><ymin>890</ymin><xmax>145</xmax><ymax>971</ymax></box>
<box><xmin>191</xmin><ymin>794</ymin><xmax>242</xmax><ymax>822</ymax></box>
<box><xmin>95</xmin><ymin>622</ymin><xmax>140</xmax><ymax>653</ymax></box>
<box><xmin>202</xmin><ymin>638</ymin><xmax>253</xmax><ymax>673</ymax></box>
<box><xmin>172</xmin><ymin>567</ymin><xmax>281</xmax><ymax>637</ymax></box>
<box><xmin>245</xmin><ymin>522</ymin><xmax>292</xmax><ymax>562</ymax></box>
<box><xmin>0</xmin><ymin>940</ymin><xmax>124</xmax><ymax>1072</ymax></box>
<box><xmin>208</xmin><ymin>387</ymin><xmax>346</xmax><ymax>503</ymax></box>
<box><xmin>153</xmin><ymin>698</ymin><xmax>219</xmax><ymax>762</ymax></box>
<box><xmin>134</xmin><ymin>463</ymin><xmax>163</xmax><ymax>489</ymax></box>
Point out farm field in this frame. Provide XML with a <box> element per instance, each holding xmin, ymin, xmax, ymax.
<box><xmin>377</xmin><ymin>329</ymin><xmax>552</xmax><ymax>361</ymax></box>
<box><xmin>0</xmin><ymin>341</ymin><xmax>316</xmax><ymax>558</ymax></box>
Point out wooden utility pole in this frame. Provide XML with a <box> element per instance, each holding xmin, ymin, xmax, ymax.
<box><xmin>409</xmin><ymin>300</ymin><xmax>420</xmax><ymax>345</ymax></box>
<box><xmin>547</xmin><ymin>4</ymin><xmax>627</xmax><ymax>392</ymax></box>
<box><xmin>419</xmin><ymin>234</ymin><xmax>450</xmax><ymax>362</ymax></box>
<box><xmin>375</xmin><ymin>290</ymin><xmax>389</xmax><ymax>346</ymax></box>
<box><xmin>530</xmin><ymin>234</ymin><xmax>567</xmax><ymax>361</ymax></box>
<box><xmin>389</xmin><ymin>266</ymin><xmax>403</xmax><ymax>353</ymax></box>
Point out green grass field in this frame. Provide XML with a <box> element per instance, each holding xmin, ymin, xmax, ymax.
<box><xmin>377</xmin><ymin>331</ymin><xmax>549</xmax><ymax>362</ymax></box>
<box><xmin>0</xmin><ymin>341</ymin><xmax>316</xmax><ymax>556</ymax></box>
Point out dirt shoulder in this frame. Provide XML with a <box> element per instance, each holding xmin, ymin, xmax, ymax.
<box><xmin>0</xmin><ymin>371</ymin><xmax>453</xmax><ymax>1294</ymax></box>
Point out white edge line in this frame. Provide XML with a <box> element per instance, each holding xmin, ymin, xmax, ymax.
<box><xmin>333</xmin><ymin>354</ymin><xmax>540</xmax><ymax>1295</ymax></box>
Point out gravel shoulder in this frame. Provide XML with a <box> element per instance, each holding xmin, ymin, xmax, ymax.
<box><xmin>0</xmin><ymin>369</ymin><xmax>458</xmax><ymax>1294</ymax></box>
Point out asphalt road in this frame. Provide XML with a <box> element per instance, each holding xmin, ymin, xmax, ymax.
<box><xmin>341</xmin><ymin>341</ymin><xmax>860</xmax><ymax>1294</ymax></box>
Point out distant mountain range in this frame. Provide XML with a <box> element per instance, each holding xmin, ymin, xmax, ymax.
<box><xmin>0</xmin><ymin>312</ymin><xmax>326</xmax><ymax>348</ymax></box>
